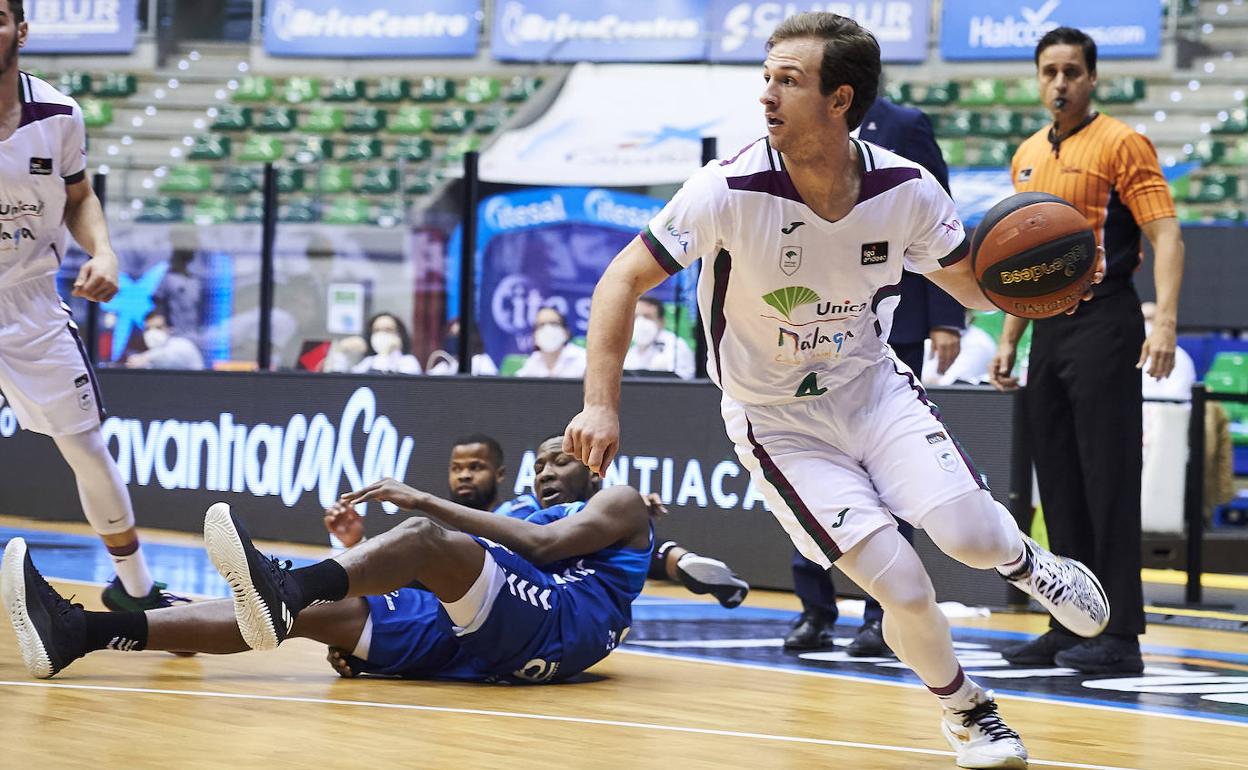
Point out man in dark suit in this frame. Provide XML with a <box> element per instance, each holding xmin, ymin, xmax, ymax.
<box><xmin>785</xmin><ymin>96</ymin><xmax>966</xmax><ymax>655</ymax></box>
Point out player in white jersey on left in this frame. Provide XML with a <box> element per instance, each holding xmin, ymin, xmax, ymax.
<box><xmin>0</xmin><ymin>2</ymin><xmax>182</xmax><ymax>611</ymax></box>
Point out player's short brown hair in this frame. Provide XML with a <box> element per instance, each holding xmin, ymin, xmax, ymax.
<box><xmin>766</xmin><ymin>12</ymin><xmax>881</xmax><ymax>131</ymax></box>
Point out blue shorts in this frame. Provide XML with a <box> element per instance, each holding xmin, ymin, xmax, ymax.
<box><xmin>355</xmin><ymin>539</ymin><xmax>591</xmax><ymax>683</ymax></box>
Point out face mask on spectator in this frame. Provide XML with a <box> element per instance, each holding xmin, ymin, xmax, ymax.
<box><xmin>371</xmin><ymin>331</ymin><xmax>401</xmax><ymax>356</ymax></box>
<box><xmin>143</xmin><ymin>328</ymin><xmax>170</xmax><ymax>350</ymax></box>
<box><xmin>534</xmin><ymin>324</ymin><xmax>567</xmax><ymax>354</ymax></box>
<box><xmin>632</xmin><ymin>316</ymin><xmax>660</xmax><ymax>348</ymax></box>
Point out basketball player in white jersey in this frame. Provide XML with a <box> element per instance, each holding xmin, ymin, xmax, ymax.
<box><xmin>566</xmin><ymin>13</ymin><xmax>1109</xmax><ymax>769</ymax></box>
<box><xmin>0</xmin><ymin>2</ymin><xmax>179</xmax><ymax>611</ymax></box>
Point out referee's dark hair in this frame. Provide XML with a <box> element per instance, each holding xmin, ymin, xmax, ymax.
<box><xmin>5</xmin><ymin>1</ymin><xmax>22</xmax><ymax>24</ymax></box>
<box><xmin>452</xmin><ymin>434</ymin><xmax>504</xmax><ymax>467</ymax></box>
<box><xmin>766</xmin><ymin>12</ymin><xmax>881</xmax><ymax>131</ymax></box>
<box><xmin>1034</xmin><ymin>26</ymin><xmax>1098</xmax><ymax>75</ymax></box>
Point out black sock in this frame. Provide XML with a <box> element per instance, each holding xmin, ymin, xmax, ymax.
<box><xmin>83</xmin><ymin>610</ymin><xmax>148</xmax><ymax>653</ymax></box>
<box><xmin>289</xmin><ymin>560</ymin><xmax>349</xmax><ymax>609</ymax></box>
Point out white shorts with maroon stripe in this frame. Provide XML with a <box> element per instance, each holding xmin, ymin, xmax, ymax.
<box><xmin>0</xmin><ymin>276</ymin><xmax>103</xmax><ymax>436</ymax></box>
<box><xmin>720</xmin><ymin>354</ymin><xmax>986</xmax><ymax>568</ymax></box>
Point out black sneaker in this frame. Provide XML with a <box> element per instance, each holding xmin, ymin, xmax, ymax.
<box><xmin>203</xmin><ymin>502</ymin><xmax>303</xmax><ymax>651</ymax></box>
<box><xmin>1001</xmin><ymin>629</ymin><xmax>1082</xmax><ymax>666</ymax></box>
<box><xmin>846</xmin><ymin>619</ymin><xmax>893</xmax><ymax>657</ymax></box>
<box><xmin>1</xmin><ymin>538</ymin><xmax>86</xmax><ymax>679</ymax></box>
<box><xmin>783</xmin><ymin>609</ymin><xmax>838</xmax><ymax>650</ymax></box>
<box><xmin>1054</xmin><ymin>634</ymin><xmax>1144</xmax><ymax>674</ymax></box>
<box><xmin>675</xmin><ymin>553</ymin><xmax>750</xmax><ymax>609</ymax></box>
<box><xmin>101</xmin><ymin>577</ymin><xmax>190</xmax><ymax>612</ymax></box>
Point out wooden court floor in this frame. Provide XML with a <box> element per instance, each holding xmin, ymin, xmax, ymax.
<box><xmin>1</xmin><ymin>517</ymin><xmax>1246</xmax><ymax>769</ymax></box>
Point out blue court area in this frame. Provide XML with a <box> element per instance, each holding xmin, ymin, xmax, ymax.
<box><xmin>4</xmin><ymin>525</ymin><xmax>1247</xmax><ymax>726</ymax></box>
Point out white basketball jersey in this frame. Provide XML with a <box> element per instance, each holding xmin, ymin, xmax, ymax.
<box><xmin>643</xmin><ymin>137</ymin><xmax>967</xmax><ymax>406</ymax></box>
<box><xmin>0</xmin><ymin>73</ymin><xmax>87</xmax><ymax>288</ymax></box>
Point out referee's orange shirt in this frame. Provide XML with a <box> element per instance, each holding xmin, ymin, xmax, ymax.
<box><xmin>1011</xmin><ymin>113</ymin><xmax>1175</xmax><ymax>295</ymax></box>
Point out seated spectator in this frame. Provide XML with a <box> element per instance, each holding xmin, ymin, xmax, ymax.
<box><xmin>623</xmin><ymin>296</ymin><xmax>695</xmax><ymax>379</ymax></box>
<box><xmin>126</xmin><ymin>311</ymin><xmax>204</xmax><ymax>370</ymax></box>
<box><xmin>920</xmin><ymin>317</ymin><xmax>997</xmax><ymax>386</ymax></box>
<box><xmin>320</xmin><ymin>336</ymin><xmax>368</xmax><ymax>373</ymax></box>
<box><xmin>352</xmin><ymin>312</ymin><xmax>422</xmax><ymax>375</ymax></box>
<box><xmin>427</xmin><ymin>319</ymin><xmax>498</xmax><ymax>376</ymax></box>
<box><xmin>515</xmin><ymin>306</ymin><xmax>586</xmax><ymax>379</ymax></box>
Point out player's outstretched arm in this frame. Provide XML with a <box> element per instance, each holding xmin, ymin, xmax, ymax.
<box><xmin>337</xmin><ymin>480</ymin><xmax>647</xmax><ymax>564</ymax></box>
<box><xmin>566</xmin><ymin>236</ymin><xmax>672</xmax><ymax>474</ymax></box>
<box><xmin>925</xmin><ymin>255</ymin><xmax>999</xmax><ymax>312</ymax></box>
<box><xmin>64</xmin><ymin>178</ymin><xmax>120</xmax><ymax>303</ymax></box>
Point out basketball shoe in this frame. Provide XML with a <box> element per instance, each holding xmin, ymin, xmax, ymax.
<box><xmin>941</xmin><ymin>691</ymin><xmax>1028</xmax><ymax>769</ymax></box>
<box><xmin>675</xmin><ymin>553</ymin><xmax>750</xmax><ymax>609</ymax></box>
<box><xmin>204</xmin><ymin>503</ymin><xmax>303</xmax><ymax>651</ymax></box>
<box><xmin>999</xmin><ymin>536</ymin><xmax>1109</xmax><ymax>638</ymax></box>
<box><xmin>101</xmin><ymin>578</ymin><xmax>190</xmax><ymax>612</ymax></box>
<box><xmin>1</xmin><ymin>538</ymin><xmax>86</xmax><ymax>679</ymax></box>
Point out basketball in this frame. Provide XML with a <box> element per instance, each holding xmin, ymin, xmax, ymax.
<box><xmin>971</xmin><ymin>192</ymin><xmax>1098</xmax><ymax>319</ymax></box>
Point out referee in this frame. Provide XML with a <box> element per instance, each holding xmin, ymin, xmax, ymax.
<box><xmin>991</xmin><ymin>27</ymin><xmax>1185</xmax><ymax>674</ymax></box>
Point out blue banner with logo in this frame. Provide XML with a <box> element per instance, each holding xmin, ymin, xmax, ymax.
<box><xmin>708</xmin><ymin>1</ymin><xmax>929</xmax><ymax>63</ymax></box>
<box><xmin>940</xmin><ymin>0</ymin><xmax>1161</xmax><ymax>60</ymax></box>
<box><xmin>447</xmin><ymin>187</ymin><xmax>693</xmax><ymax>368</ymax></box>
<box><xmin>264</xmin><ymin>0</ymin><xmax>480</xmax><ymax>58</ymax></box>
<box><xmin>23</xmin><ymin>0</ymin><xmax>138</xmax><ymax>54</ymax></box>
<box><xmin>491</xmin><ymin>0</ymin><xmax>708</xmax><ymax>62</ymax></box>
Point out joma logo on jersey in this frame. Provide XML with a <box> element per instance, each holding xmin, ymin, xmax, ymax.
<box><xmin>861</xmin><ymin>241</ymin><xmax>888</xmax><ymax>265</ymax></box>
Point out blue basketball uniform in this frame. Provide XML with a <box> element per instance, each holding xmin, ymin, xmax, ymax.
<box><xmin>356</xmin><ymin>501</ymin><xmax>653</xmax><ymax>683</ymax></box>
<box><xmin>493</xmin><ymin>493</ymin><xmax>540</xmax><ymax>519</ymax></box>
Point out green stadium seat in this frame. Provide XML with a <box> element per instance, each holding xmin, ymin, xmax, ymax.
<box><xmin>503</xmin><ymin>75</ymin><xmax>542</xmax><ymax>103</ymax></box>
<box><xmin>325</xmin><ymin>77</ymin><xmax>365</xmax><ymax>102</ymax></box>
<box><xmin>392</xmin><ymin>137</ymin><xmax>433</xmax><ymax>162</ymax></box>
<box><xmin>932</xmin><ymin>110</ymin><xmax>978</xmax><ymax>138</ymax></box>
<box><xmin>282</xmin><ymin>76</ymin><xmax>320</xmax><ymax>105</ymax></box>
<box><xmin>280</xmin><ymin>197</ymin><xmax>319</xmax><ymax>223</ymax></box>
<box><xmin>432</xmin><ymin>108</ymin><xmax>474</xmax><ymax>134</ymax></box>
<box><xmin>977</xmin><ymin>111</ymin><xmax>1022</xmax><ymax>138</ymax></box>
<box><xmin>373</xmin><ymin>201</ymin><xmax>406</xmax><ymax>226</ymax></box>
<box><xmin>914</xmin><ymin>81</ymin><xmax>959</xmax><ymax>106</ymax></box>
<box><xmin>160</xmin><ymin>165</ymin><xmax>213</xmax><ymax>194</ymax></box>
<box><xmin>1224</xmin><ymin>138</ymin><xmax>1248</xmax><ymax>166</ymax></box>
<box><xmin>459</xmin><ymin>76</ymin><xmax>501</xmax><ymax>105</ymax></box>
<box><xmin>1169</xmin><ymin>175</ymin><xmax>1191</xmax><ymax>202</ymax></box>
<box><xmin>1189</xmin><ymin>173</ymin><xmax>1237</xmax><ymax>203</ymax></box>
<box><xmin>212</xmin><ymin>105</ymin><xmax>252</xmax><ymax>132</ymax></box>
<box><xmin>500</xmin><ymin>353</ymin><xmax>528</xmax><ymax>377</ymax></box>
<box><xmin>256</xmin><ymin>106</ymin><xmax>297</xmax><ymax>133</ymax></box>
<box><xmin>80</xmin><ymin>99</ymin><xmax>113</xmax><ymax>128</ymax></box>
<box><xmin>357</xmin><ymin>167</ymin><xmax>397</xmax><ymax>194</ymax></box>
<box><xmin>959</xmin><ymin>78</ymin><xmax>1004</xmax><ymax>106</ymax></box>
<box><xmin>57</xmin><ymin>72</ymin><xmax>92</xmax><ymax>97</ymax></box>
<box><xmin>291</xmin><ymin>136</ymin><xmax>333</xmax><ymax>163</ymax></box>
<box><xmin>1173</xmin><ymin>204</ymin><xmax>1203</xmax><ymax>224</ymax></box>
<box><xmin>323</xmin><ymin>196</ymin><xmax>371</xmax><ymax>225</ymax></box>
<box><xmin>239</xmin><ymin>136</ymin><xmax>284</xmax><ymax>163</ymax></box>
<box><xmin>1002</xmin><ymin>78</ymin><xmax>1041</xmax><ymax>106</ymax></box>
<box><xmin>188</xmin><ymin>134</ymin><xmax>231</xmax><ymax>161</ymax></box>
<box><xmin>475</xmin><ymin>109</ymin><xmax>508</xmax><ymax>134</ymax></box>
<box><xmin>95</xmin><ymin>73</ymin><xmax>136</xmax><ymax>98</ymax></box>
<box><xmin>342</xmin><ymin>137</ymin><xmax>383</xmax><ymax>162</ymax></box>
<box><xmin>276</xmin><ymin>167</ymin><xmax>305</xmax><ymax>194</ymax></box>
<box><xmin>1212</xmin><ymin>109</ymin><xmax>1248</xmax><ymax>135</ymax></box>
<box><xmin>415</xmin><ymin>76</ymin><xmax>455</xmax><ymax>102</ymax></box>
<box><xmin>304</xmin><ymin>106</ymin><xmax>344</xmax><ymax>134</ymax></box>
<box><xmin>388</xmin><ymin>106</ymin><xmax>433</xmax><ymax>134</ymax></box>
<box><xmin>1187</xmin><ymin>139</ymin><xmax>1226</xmax><ymax>166</ymax></box>
<box><xmin>136</xmin><ymin>197</ymin><xmax>184</xmax><ymax>223</ymax></box>
<box><xmin>937</xmin><ymin>137</ymin><xmax>967</xmax><ymax>166</ymax></box>
<box><xmin>234</xmin><ymin>195</ymin><xmax>265</xmax><ymax>223</ymax></box>
<box><xmin>1020</xmin><ymin>111</ymin><xmax>1051</xmax><ymax>135</ymax></box>
<box><xmin>218</xmin><ymin>166</ymin><xmax>261</xmax><ymax>195</ymax></box>
<box><xmin>317</xmin><ymin>165</ymin><xmax>353</xmax><ymax>194</ymax></box>
<box><xmin>234</xmin><ymin>76</ymin><xmax>275</xmax><ymax>103</ymax></box>
<box><xmin>192</xmin><ymin>195</ymin><xmax>231</xmax><ymax>225</ymax></box>
<box><xmin>345</xmin><ymin>107</ymin><xmax>385</xmax><ymax>133</ymax></box>
<box><xmin>443</xmin><ymin>136</ymin><xmax>482</xmax><ymax>162</ymax></box>
<box><xmin>370</xmin><ymin>77</ymin><xmax>411</xmax><ymax>103</ymax></box>
<box><xmin>1096</xmin><ymin>77</ymin><xmax>1145</xmax><ymax>103</ymax></box>
<box><xmin>1213</xmin><ymin>208</ymin><xmax>1246</xmax><ymax>224</ymax></box>
<box><xmin>972</xmin><ymin>140</ymin><xmax>1017</xmax><ymax>168</ymax></box>
<box><xmin>404</xmin><ymin>174</ymin><xmax>438</xmax><ymax>195</ymax></box>
<box><xmin>883</xmin><ymin>81</ymin><xmax>911</xmax><ymax>104</ymax></box>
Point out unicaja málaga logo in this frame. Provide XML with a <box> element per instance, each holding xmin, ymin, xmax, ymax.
<box><xmin>271</xmin><ymin>0</ymin><xmax>471</xmax><ymax>42</ymax></box>
<box><xmin>498</xmin><ymin>1</ymin><xmax>700</xmax><ymax>46</ymax></box>
<box><xmin>98</xmin><ymin>387</ymin><xmax>414</xmax><ymax>513</ymax></box>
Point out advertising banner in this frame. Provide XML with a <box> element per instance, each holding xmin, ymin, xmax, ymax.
<box><xmin>940</xmin><ymin>0</ymin><xmax>1162</xmax><ymax>61</ymax></box>
<box><xmin>263</xmin><ymin>0</ymin><xmax>480</xmax><ymax>58</ymax></box>
<box><xmin>0</xmin><ymin>371</ymin><xmax>1022</xmax><ymax>597</ymax></box>
<box><xmin>23</xmin><ymin>0</ymin><xmax>138</xmax><ymax>54</ymax></box>
<box><xmin>490</xmin><ymin>0</ymin><xmax>708</xmax><ymax>62</ymax></box>
<box><xmin>708</xmin><ymin>0</ymin><xmax>930</xmax><ymax>63</ymax></box>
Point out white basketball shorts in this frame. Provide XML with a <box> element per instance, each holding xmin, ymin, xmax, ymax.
<box><xmin>0</xmin><ymin>276</ymin><xmax>104</xmax><ymax>436</ymax></box>
<box><xmin>721</xmin><ymin>355</ymin><xmax>987</xmax><ymax>569</ymax></box>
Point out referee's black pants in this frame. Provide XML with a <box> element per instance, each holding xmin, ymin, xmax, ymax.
<box><xmin>1025</xmin><ymin>287</ymin><xmax>1146</xmax><ymax>636</ymax></box>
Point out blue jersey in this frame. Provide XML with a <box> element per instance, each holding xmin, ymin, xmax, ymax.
<box><xmin>493</xmin><ymin>493</ymin><xmax>540</xmax><ymax>519</ymax></box>
<box><xmin>357</xmin><ymin>500</ymin><xmax>653</xmax><ymax>683</ymax></box>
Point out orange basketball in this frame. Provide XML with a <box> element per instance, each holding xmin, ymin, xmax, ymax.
<box><xmin>971</xmin><ymin>192</ymin><xmax>1097</xmax><ymax>320</ymax></box>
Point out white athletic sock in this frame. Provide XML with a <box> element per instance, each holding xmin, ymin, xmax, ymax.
<box><xmin>108</xmin><ymin>539</ymin><xmax>156</xmax><ymax>597</ymax></box>
<box><xmin>934</xmin><ymin>667</ymin><xmax>988</xmax><ymax>713</ymax></box>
